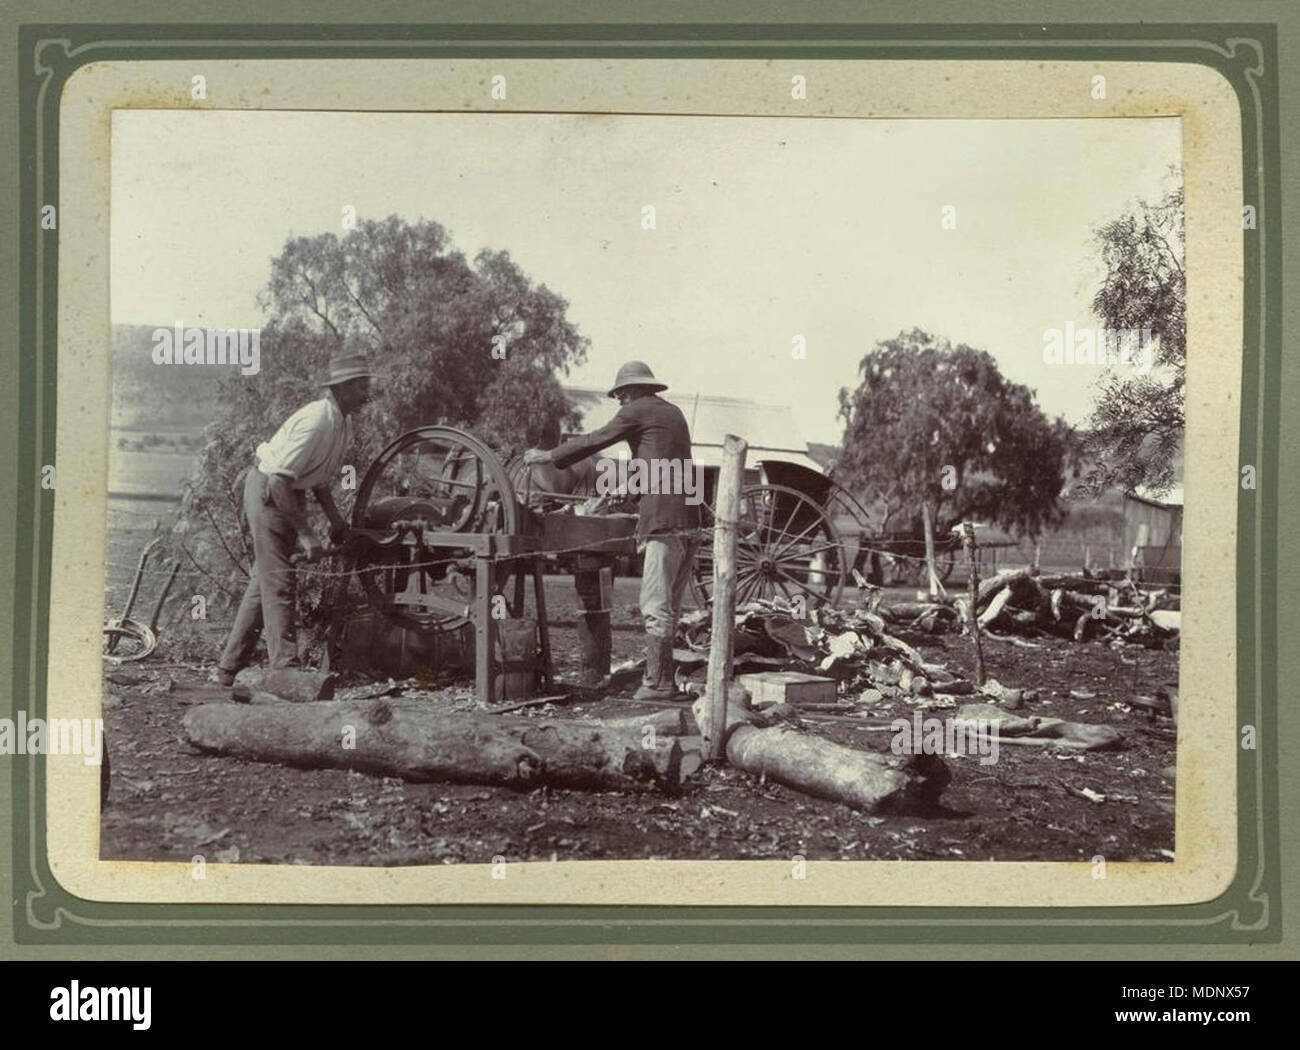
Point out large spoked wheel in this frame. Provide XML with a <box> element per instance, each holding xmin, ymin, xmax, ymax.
<box><xmin>691</xmin><ymin>484</ymin><xmax>845</xmax><ymax>610</ymax></box>
<box><xmin>351</xmin><ymin>426</ymin><xmax>519</xmax><ymax>633</ymax></box>
<box><xmin>882</xmin><ymin>543</ymin><xmax>957</xmax><ymax>588</ymax></box>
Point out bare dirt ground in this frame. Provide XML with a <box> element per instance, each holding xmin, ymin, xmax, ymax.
<box><xmin>99</xmin><ymin>575</ymin><xmax>1177</xmax><ymax>865</ymax></box>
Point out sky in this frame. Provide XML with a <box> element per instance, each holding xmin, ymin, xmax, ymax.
<box><xmin>112</xmin><ymin>110</ymin><xmax>1181</xmax><ymax>445</ymax></box>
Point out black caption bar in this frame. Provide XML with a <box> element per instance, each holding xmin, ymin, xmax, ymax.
<box><xmin>0</xmin><ymin>960</ymin><xmax>1291</xmax><ymax>1033</ymax></box>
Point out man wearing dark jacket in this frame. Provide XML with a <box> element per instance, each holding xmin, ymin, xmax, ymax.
<box><xmin>524</xmin><ymin>361</ymin><xmax>702</xmax><ymax>700</ymax></box>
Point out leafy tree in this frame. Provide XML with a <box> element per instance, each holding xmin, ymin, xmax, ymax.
<box><xmin>258</xmin><ymin>215</ymin><xmax>585</xmax><ymax>458</ymax></box>
<box><xmin>1081</xmin><ymin>184</ymin><xmax>1185</xmax><ymax>496</ymax></box>
<box><xmin>836</xmin><ymin>328</ymin><xmax>1069</xmax><ymax>586</ymax></box>
<box><xmin>171</xmin><ymin>215</ymin><xmax>588</xmax><ymax>653</ymax></box>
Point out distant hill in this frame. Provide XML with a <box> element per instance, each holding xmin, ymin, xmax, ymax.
<box><xmin>111</xmin><ymin>323</ymin><xmax>231</xmax><ymax>431</ymax></box>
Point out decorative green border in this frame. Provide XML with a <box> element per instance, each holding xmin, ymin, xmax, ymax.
<box><xmin>12</xmin><ymin>21</ymin><xmax>1280</xmax><ymax>945</ymax></box>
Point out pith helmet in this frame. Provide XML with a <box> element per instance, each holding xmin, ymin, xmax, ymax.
<box><xmin>608</xmin><ymin>360</ymin><xmax>668</xmax><ymax>398</ymax></box>
<box><xmin>323</xmin><ymin>353</ymin><xmax>375</xmax><ymax>386</ymax></box>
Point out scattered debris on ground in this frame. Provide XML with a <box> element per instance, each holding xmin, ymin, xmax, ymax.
<box><xmin>100</xmin><ymin>579</ymin><xmax>1177</xmax><ymax>864</ymax></box>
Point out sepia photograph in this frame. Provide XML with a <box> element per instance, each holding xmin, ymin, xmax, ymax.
<box><xmin>96</xmin><ymin>105</ymin><xmax>1187</xmax><ymax>869</ymax></box>
<box><xmin>6</xmin><ymin>0</ymin><xmax>1293</xmax><ymax>1001</ymax></box>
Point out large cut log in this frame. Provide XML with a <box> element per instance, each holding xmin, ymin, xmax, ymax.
<box><xmin>183</xmin><ymin>698</ymin><xmax>694</xmax><ymax>791</ymax></box>
<box><xmin>725</xmin><ymin>724</ymin><xmax>948</xmax><ymax>813</ymax></box>
<box><xmin>692</xmin><ymin>694</ymin><xmax>948</xmax><ymax>812</ymax></box>
<box><xmin>597</xmin><ymin>707</ymin><xmax>697</xmax><ymax>737</ymax></box>
<box><xmin>976</xmin><ymin>569</ymin><xmax>1033</xmax><ymax>608</ymax></box>
<box><xmin>975</xmin><ymin>570</ymin><xmax>1053</xmax><ymax>614</ymax></box>
<box><xmin>232</xmin><ymin>667</ymin><xmax>336</xmax><ymax>703</ymax></box>
<box><xmin>977</xmin><ymin>586</ymin><xmax>1012</xmax><ymax>628</ymax></box>
<box><xmin>1062</xmin><ymin>589</ymin><xmax>1105</xmax><ymax>613</ymax></box>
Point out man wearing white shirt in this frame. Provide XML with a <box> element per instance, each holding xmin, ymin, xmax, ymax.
<box><xmin>214</xmin><ymin>353</ymin><xmax>374</xmax><ymax>685</ymax></box>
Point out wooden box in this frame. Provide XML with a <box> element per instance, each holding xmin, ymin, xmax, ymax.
<box><xmin>738</xmin><ymin>671</ymin><xmax>838</xmax><ymax>707</ymax></box>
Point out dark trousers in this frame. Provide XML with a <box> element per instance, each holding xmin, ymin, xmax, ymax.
<box><xmin>217</xmin><ymin>468</ymin><xmax>302</xmax><ymax>674</ymax></box>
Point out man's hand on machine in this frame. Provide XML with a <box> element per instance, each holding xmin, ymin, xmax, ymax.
<box><xmin>522</xmin><ymin>448</ymin><xmax>553</xmax><ymax>466</ymax></box>
<box><xmin>290</xmin><ymin>525</ymin><xmax>406</xmax><ymax>564</ymax></box>
<box><xmin>295</xmin><ymin>534</ymin><xmax>326</xmax><ymax>563</ymax></box>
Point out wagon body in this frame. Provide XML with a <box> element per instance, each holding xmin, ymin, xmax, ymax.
<box><xmin>693</xmin><ymin>457</ymin><xmax>1021</xmax><ymax>596</ymax></box>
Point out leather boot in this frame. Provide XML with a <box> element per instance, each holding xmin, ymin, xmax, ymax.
<box><xmin>633</xmin><ymin>635</ymin><xmax>685</xmax><ymax>701</ymax></box>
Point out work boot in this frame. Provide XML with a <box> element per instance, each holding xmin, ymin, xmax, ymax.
<box><xmin>210</xmin><ymin>667</ymin><xmax>237</xmax><ymax>687</ymax></box>
<box><xmin>633</xmin><ymin>636</ymin><xmax>686</xmax><ymax>701</ymax></box>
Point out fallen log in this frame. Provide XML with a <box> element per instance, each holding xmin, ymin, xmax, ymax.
<box><xmin>977</xmin><ymin>572</ymin><xmax>1081</xmax><ymax>616</ymax></box>
<box><xmin>913</xmin><ymin>608</ymin><xmax>954</xmax><ymax>634</ymax></box>
<box><xmin>692</xmin><ymin>695</ymin><xmax>948</xmax><ymax>813</ymax></box>
<box><xmin>725</xmin><ymin>724</ymin><xmax>948</xmax><ymax>813</ymax></box>
<box><xmin>878</xmin><ymin>601</ymin><xmax>958</xmax><ymax>623</ymax></box>
<box><xmin>1037</xmin><ymin>574</ymin><xmax>1113</xmax><ymax>594</ymax></box>
<box><xmin>977</xmin><ymin>586</ymin><xmax>1012</xmax><ymax>628</ymax></box>
<box><xmin>232</xmin><ymin>667</ymin><xmax>336</xmax><ymax>703</ymax></box>
<box><xmin>1072</xmin><ymin>610</ymin><xmax>1096</xmax><ymax>642</ymax></box>
<box><xmin>954</xmin><ymin>703</ymin><xmax>1124</xmax><ymax>751</ymax></box>
<box><xmin>597</xmin><ymin>707</ymin><xmax>696</xmax><ymax>737</ymax></box>
<box><xmin>237</xmin><ymin>689</ymin><xmax>310</xmax><ymax>706</ymax></box>
<box><xmin>183</xmin><ymin>698</ymin><xmax>697</xmax><ymax>792</ymax></box>
<box><xmin>1062</xmin><ymin>589</ymin><xmax>1106</xmax><ymax>614</ymax></box>
<box><xmin>976</xmin><ymin>569</ymin><xmax>1034</xmax><ymax>607</ymax></box>
<box><xmin>1032</xmin><ymin>718</ymin><xmax>1124</xmax><ymax>750</ymax></box>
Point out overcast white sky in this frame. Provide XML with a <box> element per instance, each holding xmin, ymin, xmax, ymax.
<box><xmin>112</xmin><ymin>110</ymin><xmax>1180</xmax><ymax>444</ymax></box>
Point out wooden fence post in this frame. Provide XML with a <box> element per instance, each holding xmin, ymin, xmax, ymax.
<box><xmin>702</xmin><ymin>435</ymin><xmax>747</xmax><ymax>761</ymax></box>
<box><xmin>960</xmin><ymin>522</ymin><xmax>986</xmax><ymax>687</ymax></box>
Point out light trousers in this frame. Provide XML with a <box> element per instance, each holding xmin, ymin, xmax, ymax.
<box><xmin>639</xmin><ymin>533</ymin><xmax>701</xmax><ymax>639</ymax></box>
<box><xmin>217</xmin><ymin>468</ymin><xmax>303</xmax><ymax>673</ymax></box>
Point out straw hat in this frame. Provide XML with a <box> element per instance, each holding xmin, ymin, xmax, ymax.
<box><xmin>322</xmin><ymin>353</ymin><xmax>375</xmax><ymax>386</ymax></box>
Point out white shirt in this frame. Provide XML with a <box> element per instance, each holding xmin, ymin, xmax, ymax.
<box><xmin>255</xmin><ymin>395</ymin><xmax>352</xmax><ymax>491</ymax></box>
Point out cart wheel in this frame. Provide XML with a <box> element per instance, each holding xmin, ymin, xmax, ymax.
<box><xmin>913</xmin><ymin>545</ymin><xmax>959</xmax><ymax>587</ymax></box>
<box><xmin>691</xmin><ymin>484</ymin><xmax>845</xmax><ymax>610</ymax></box>
<box><xmin>351</xmin><ymin>426</ymin><xmax>519</xmax><ymax>633</ymax></box>
<box><xmin>874</xmin><ymin>538</ymin><xmax>958</xmax><ymax>589</ymax></box>
<box><xmin>936</xmin><ymin>545</ymin><xmax>958</xmax><ymax>583</ymax></box>
<box><xmin>102</xmin><ymin>619</ymin><xmax>157</xmax><ymax>663</ymax></box>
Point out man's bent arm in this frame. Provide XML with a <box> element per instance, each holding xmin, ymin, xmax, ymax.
<box><xmin>313</xmin><ymin>486</ymin><xmax>349</xmax><ymax>541</ymax></box>
<box><xmin>550</xmin><ymin>410</ymin><xmax>639</xmax><ymax>470</ymax></box>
